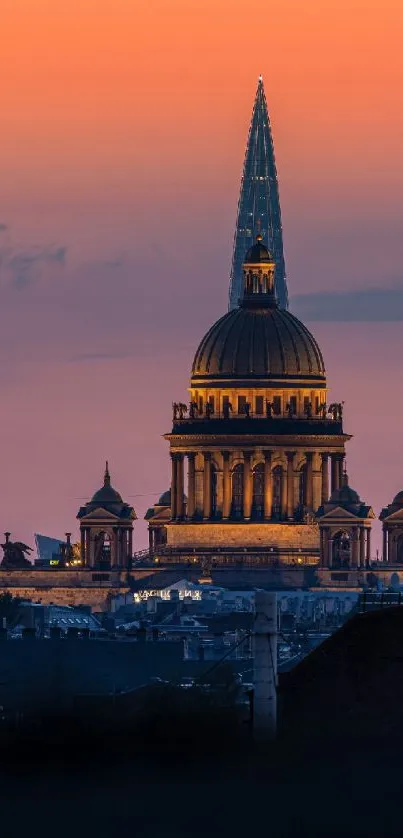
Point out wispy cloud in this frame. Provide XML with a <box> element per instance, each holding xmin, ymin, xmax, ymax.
<box><xmin>0</xmin><ymin>223</ymin><xmax>8</xmax><ymax>233</ymax></box>
<box><xmin>0</xmin><ymin>239</ymin><xmax>67</xmax><ymax>289</ymax></box>
<box><xmin>291</xmin><ymin>286</ymin><xmax>403</xmax><ymax>321</ymax></box>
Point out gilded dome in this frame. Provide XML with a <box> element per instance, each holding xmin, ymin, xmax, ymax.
<box><xmin>192</xmin><ymin>306</ymin><xmax>325</xmax><ymax>383</ymax></box>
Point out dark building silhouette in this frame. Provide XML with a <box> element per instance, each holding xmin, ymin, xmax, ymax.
<box><xmin>229</xmin><ymin>76</ymin><xmax>288</xmax><ymax>310</ymax></box>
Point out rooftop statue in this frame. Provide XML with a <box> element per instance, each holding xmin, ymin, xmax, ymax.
<box><xmin>1</xmin><ymin>533</ymin><xmax>33</xmax><ymax>569</ymax></box>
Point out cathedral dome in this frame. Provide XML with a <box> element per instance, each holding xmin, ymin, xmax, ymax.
<box><xmin>192</xmin><ymin>306</ymin><xmax>325</xmax><ymax>383</ymax></box>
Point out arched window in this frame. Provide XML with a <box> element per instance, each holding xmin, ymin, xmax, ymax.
<box><xmin>94</xmin><ymin>531</ymin><xmax>112</xmax><ymax>568</ymax></box>
<box><xmin>272</xmin><ymin>466</ymin><xmax>283</xmax><ymax>520</ymax></box>
<box><xmin>232</xmin><ymin>463</ymin><xmax>244</xmax><ymax>518</ymax></box>
<box><xmin>253</xmin><ymin>463</ymin><xmax>264</xmax><ymax>519</ymax></box>
<box><xmin>332</xmin><ymin>531</ymin><xmax>351</xmax><ymax>569</ymax></box>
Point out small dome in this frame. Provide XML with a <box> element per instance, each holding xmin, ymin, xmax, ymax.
<box><xmin>392</xmin><ymin>490</ymin><xmax>403</xmax><ymax>506</ymax></box>
<box><xmin>157</xmin><ymin>489</ymin><xmax>171</xmax><ymax>506</ymax></box>
<box><xmin>244</xmin><ymin>235</ymin><xmax>273</xmax><ymax>263</ymax></box>
<box><xmin>192</xmin><ymin>306</ymin><xmax>325</xmax><ymax>382</ymax></box>
<box><xmin>329</xmin><ymin>484</ymin><xmax>360</xmax><ymax>506</ymax></box>
<box><xmin>88</xmin><ymin>462</ymin><xmax>123</xmax><ymax>509</ymax></box>
<box><xmin>90</xmin><ymin>485</ymin><xmax>123</xmax><ymax>506</ymax></box>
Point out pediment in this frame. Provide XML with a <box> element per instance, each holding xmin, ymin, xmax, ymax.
<box><xmin>80</xmin><ymin>507</ymin><xmax>120</xmax><ymax>522</ymax></box>
<box><xmin>319</xmin><ymin>506</ymin><xmax>359</xmax><ymax>521</ymax></box>
<box><xmin>149</xmin><ymin>509</ymin><xmax>171</xmax><ymax>523</ymax></box>
<box><xmin>382</xmin><ymin>508</ymin><xmax>403</xmax><ymax>523</ymax></box>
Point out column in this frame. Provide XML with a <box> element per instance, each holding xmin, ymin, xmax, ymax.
<box><xmin>176</xmin><ymin>454</ymin><xmax>184</xmax><ymax>519</ymax></box>
<box><xmin>85</xmin><ymin>529</ymin><xmax>92</xmax><ymax>567</ymax></box>
<box><xmin>203</xmin><ymin>453</ymin><xmax>212</xmax><ymax>520</ymax></box>
<box><xmin>319</xmin><ymin>528</ymin><xmax>324</xmax><ymax>567</ymax></box>
<box><xmin>263</xmin><ymin>451</ymin><xmax>273</xmax><ymax>520</ymax></box>
<box><xmin>338</xmin><ymin>454</ymin><xmax>344</xmax><ymax>486</ymax></box>
<box><xmin>113</xmin><ymin>527</ymin><xmax>119</xmax><ymax>566</ymax></box>
<box><xmin>243</xmin><ymin>452</ymin><xmax>253</xmax><ymax>520</ymax></box>
<box><xmin>187</xmin><ymin>453</ymin><xmax>196</xmax><ymax>519</ymax></box>
<box><xmin>305</xmin><ymin>452</ymin><xmax>313</xmax><ymax>510</ymax></box>
<box><xmin>328</xmin><ymin>532</ymin><xmax>333</xmax><ymax>568</ymax></box>
<box><xmin>128</xmin><ymin>528</ymin><xmax>133</xmax><ymax>563</ymax></box>
<box><xmin>351</xmin><ymin>527</ymin><xmax>359</xmax><ymax>568</ymax></box>
<box><xmin>286</xmin><ymin>452</ymin><xmax>295</xmax><ymax>519</ymax></box>
<box><xmin>280</xmin><ymin>462</ymin><xmax>287</xmax><ymax>520</ymax></box>
<box><xmin>321</xmin><ymin>453</ymin><xmax>329</xmax><ymax>504</ymax></box>
<box><xmin>170</xmin><ymin>454</ymin><xmax>177</xmax><ymax>519</ymax></box>
<box><xmin>366</xmin><ymin>528</ymin><xmax>371</xmax><ymax>566</ymax></box>
<box><xmin>80</xmin><ymin>528</ymin><xmax>85</xmax><ymax>565</ymax></box>
<box><xmin>360</xmin><ymin>528</ymin><xmax>365</xmax><ymax>568</ymax></box>
<box><xmin>222</xmin><ymin>452</ymin><xmax>231</xmax><ymax>520</ymax></box>
<box><xmin>383</xmin><ymin>527</ymin><xmax>388</xmax><ymax>563</ymax></box>
<box><xmin>331</xmin><ymin>454</ymin><xmax>340</xmax><ymax>494</ymax></box>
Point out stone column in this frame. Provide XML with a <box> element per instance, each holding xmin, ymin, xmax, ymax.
<box><xmin>170</xmin><ymin>454</ymin><xmax>177</xmax><ymax>519</ymax></box>
<box><xmin>222</xmin><ymin>452</ymin><xmax>231</xmax><ymax>520</ymax></box>
<box><xmin>176</xmin><ymin>454</ymin><xmax>184</xmax><ymax>520</ymax></box>
<box><xmin>286</xmin><ymin>452</ymin><xmax>295</xmax><ymax>519</ymax></box>
<box><xmin>243</xmin><ymin>452</ymin><xmax>253</xmax><ymax>520</ymax></box>
<box><xmin>280</xmin><ymin>462</ymin><xmax>287</xmax><ymax>520</ymax></box>
<box><xmin>128</xmin><ymin>528</ymin><xmax>133</xmax><ymax>563</ymax></box>
<box><xmin>187</xmin><ymin>453</ymin><xmax>196</xmax><ymax>519</ymax></box>
<box><xmin>360</xmin><ymin>527</ymin><xmax>365</xmax><ymax>568</ymax></box>
<box><xmin>366</xmin><ymin>528</ymin><xmax>371</xmax><ymax>566</ymax></box>
<box><xmin>383</xmin><ymin>527</ymin><xmax>388</xmax><ymax>563</ymax></box>
<box><xmin>264</xmin><ymin>451</ymin><xmax>273</xmax><ymax>520</ymax></box>
<box><xmin>113</xmin><ymin>527</ymin><xmax>119</xmax><ymax>566</ymax></box>
<box><xmin>351</xmin><ymin>527</ymin><xmax>359</xmax><ymax>568</ymax></box>
<box><xmin>305</xmin><ymin>452</ymin><xmax>313</xmax><ymax>510</ymax></box>
<box><xmin>203</xmin><ymin>453</ymin><xmax>212</xmax><ymax>520</ymax></box>
<box><xmin>321</xmin><ymin>453</ymin><xmax>329</xmax><ymax>504</ymax></box>
<box><xmin>80</xmin><ymin>528</ymin><xmax>86</xmax><ymax>565</ymax></box>
<box><xmin>338</xmin><ymin>454</ymin><xmax>344</xmax><ymax>486</ymax></box>
<box><xmin>319</xmin><ymin>528</ymin><xmax>324</xmax><ymax>567</ymax></box>
<box><xmin>85</xmin><ymin>529</ymin><xmax>92</xmax><ymax>567</ymax></box>
<box><xmin>331</xmin><ymin>454</ymin><xmax>340</xmax><ymax>494</ymax></box>
<box><xmin>328</xmin><ymin>533</ymin><xmax>333</xmax><ymax>569</ymax></box>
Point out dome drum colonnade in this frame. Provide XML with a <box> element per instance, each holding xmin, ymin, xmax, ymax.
<box><xmin>170</xmin><ymin>448</ymin><xmax>346</xmax><ymax>523</ymax></box>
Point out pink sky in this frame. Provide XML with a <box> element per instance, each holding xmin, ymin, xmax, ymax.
<box><xmin>1</xmin><ymin>0</ymin><xmax>403</xmax><ymax>555</ymax></box>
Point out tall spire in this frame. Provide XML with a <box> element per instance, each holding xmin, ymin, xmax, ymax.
<box><xmin>229</xmin><ymin>76</ymin><xmax>288</xmax><ymax>310</ymax></box>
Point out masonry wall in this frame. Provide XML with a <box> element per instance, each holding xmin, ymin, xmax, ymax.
<box><xmin>165</xmin><ymin>522</ymin><xmax>320</xmax><ymax>550</ymax></box>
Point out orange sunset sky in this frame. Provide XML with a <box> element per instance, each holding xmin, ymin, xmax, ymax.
<box><xmin>1</xmin><ymin>0</ymin><xmax>403</xmax><ymax>553</ymax></box>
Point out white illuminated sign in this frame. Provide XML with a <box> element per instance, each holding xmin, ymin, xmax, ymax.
<box><xmin>133</xmin><ymin>588</ymin><xmax>202</xmax><ymax>603</ymax></box>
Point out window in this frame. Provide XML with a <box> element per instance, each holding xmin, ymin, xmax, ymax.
<box><xmin>238</xmin><ymin>396</ymin><xmax>247</xmax><ymax>415</ymax></box>
<box><xmin>208</xmin><ymin>396</ymin><xmax>215</xmax><ymax>414</ymax></box>
<box><xmin>315</xmin><ymin>396</ymin><xmax>320</xmax><ymax>415</ymax></box>
<box><xmin>289</xmin><ymin>396</ymin><xmax>297</xmax><ymax>415</ymax></box>
<box><xmin>252</xmin><ymin>463</ymin><xmax>264</xmax><ymax>518</ymax></box>
<box><xmin>232</xmin><ymin>464</ymin><xmax>244</xmax><ymax>518</ymax></box>
<box><xmin>273</xmin><ymin>396</ymin><xmax>281</xmax><ymax>416</ymax></box>
<box><xmin>272</xmin><ymin>466</ymin><xmax>283</xmax><ymax>519</ymax></box>
<box><xmin>303</xmin><ymin>396</ymin><xmax>310</xmax><ymax>415</ymax></box>
<box><xmin>255</xmin><ymin>395</ymin><xmax>264</xmax><ymax>415</ymax></box>
<box><xmin>198</xmin><ymin>396</ymin><xmax>203</xmax><ymax>414</ymax></box>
